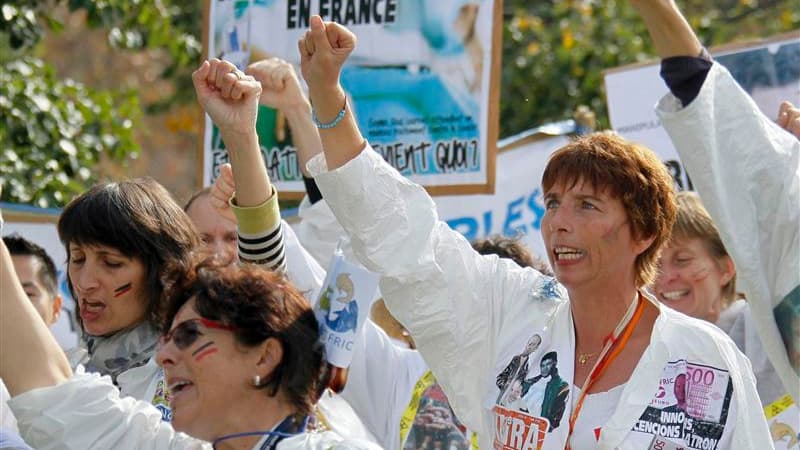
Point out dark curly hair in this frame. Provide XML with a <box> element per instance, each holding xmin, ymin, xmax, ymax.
<box><xmin>58</xmin><ymin>177</ymin><xmax>200</xmax><ymax>331</ymax></box>
<box><xmin>542</xmin><ymin>133</ymin><xmax>677</xmax><ymax>287</ymax></box>
<box><xmin>161</xmin><ymin>254</ymin><xmax>327</xmax><ymax>415</ymax></box>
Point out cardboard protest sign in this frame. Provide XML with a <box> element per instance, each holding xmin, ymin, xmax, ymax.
<box><xmin>202</xmin><ymin>0</ymin><xmax>503</xmax><ymax>197</ymax></box>
<box><xmin>604</xmin><ymin>33</ymin><xmax>799</xmax><ymax>191</ymax></box>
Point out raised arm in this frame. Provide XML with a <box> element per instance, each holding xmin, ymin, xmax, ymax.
<box><xmin>633</xmin><ymin>0</ymin><xmax>800</xmax><ymax>400</ymax></box>
<box><xmin>777</xmin><ymin>101</ymin><xmax>800</xmax><ymax>139</ymax></box>
<box><xmin>194</xmin><ymin>59</ymin><xmax>287</xmax><ymax>272</ymax></box>
<box><xmin>0</xmin><ymin>237</ymin><xmax>71</xmax><ymax>396</ymax></box>
<box><xmin>193</xmin><ymin>59</ymin><xmax>268</xmax><ymax>208</ymax></box>
<box><xmin>629</xmin><ymin>0</ymin><xmax>701</xmax><ymax>58</ymax></box>
<box><xmin>246</xmin><ymin>57</ymin><xmax>322</xmax><ymax>176</ymax></box>
<box><xmin>294</xmin><ymin>17</ymin><xmax>559</xmax><ymax>439</ymax></box>
<box><xmin>298</xmin><ymin>16</ymin><xmax>364</xmax><ymax>170</ymax></box>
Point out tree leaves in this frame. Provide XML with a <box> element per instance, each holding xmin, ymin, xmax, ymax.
<box><xmin>0</xmin><ymin>0</ymin><xmax>200</xmax><ymax>207</ymax></box>
<box><xmin>0</xmin><ymin>56</ymin><xmax>139</xmax><ymax>207</ymax></box>
<box><xmin>500</xmin><ymin>0</ymin><xmax>800</xmax><ymax>138</ymax></box>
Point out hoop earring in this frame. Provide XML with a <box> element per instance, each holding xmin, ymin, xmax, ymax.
<box><xmin>253</xmin><ymin>375</ymin><xmax>261</xmax><ymax>387</ymax></box>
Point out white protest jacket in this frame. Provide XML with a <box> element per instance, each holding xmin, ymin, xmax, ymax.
<box><xmin>294</xmin><ymin>196</ymin><xmax>476</xmax><ymax>450</ymax></box>
<box><xmin>8</xmin><ymin>369</ymin><xmax>381</xmax><ymax>450</ymax></box>
<box><xmin>656</xmin><ymin>62</ymin><xmax>800</xmax><ymax>402</ymax></box>
<box><xmin>232</xmin><ymin>197</ymin><xmax>380</xmax><ymax>445</ymax></box>
<box><xmin>310</xmin><ymin>147</ymin><xmax>771</xmax><ymax>450</ymax></box>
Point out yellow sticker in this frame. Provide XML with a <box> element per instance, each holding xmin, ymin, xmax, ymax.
<box><xmin>764</xmin><ymin>394</ymin><xmax>796</xmax><ymax>420</ymax></box>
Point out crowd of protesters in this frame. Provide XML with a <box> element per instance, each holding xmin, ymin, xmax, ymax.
<box><xmin>0</xmin><ymin>0</ymin><xmax>798</xmax><ymax>449</ymax></box>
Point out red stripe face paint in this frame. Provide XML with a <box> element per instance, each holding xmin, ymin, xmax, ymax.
<box><xmin>113</xmin><ymin>282</ymin><xmax>132</xmax><ymax>297</ymax></box>
<box><xmin>191</xmin><ymin>341</ymin><xmax>215</xmax><ymax>357</ymax></box>
<box><xmin>193</xmin><ymin>347</ymin><xmax>219</xmax><ymax>362</ymax></box>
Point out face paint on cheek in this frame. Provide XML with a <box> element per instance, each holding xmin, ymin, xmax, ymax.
<box><xmin>192</xmin><ymin>341</ymin><xmax>218</xmax><ymax>362</ymax></box>
<box><xmin>113</xmin><ymin>282</ymin><xmax>133</xmax><ymax>298</ymax></box>
<box><xmin>689</xmin><ymin>263</ymin><xmax>711</xmax><ymax>281</ymax></box>
<box><xmin>601</xmin><ymin>220</ymin><xmax>627</xmax><ymax>244</ymax></box>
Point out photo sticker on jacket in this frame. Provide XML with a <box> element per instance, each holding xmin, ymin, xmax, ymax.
<box><xmin>496</xmin><ymin>342</ymin><xmax>569</xmax><ymax>433</ymax></box>
<box><xmin>631</xmin><ymin>360</ymin><xmax>733</xmax><ymax>450</ymax></box>
<box><xmin>492</xmin><ymin>405</ymin><xmax>549</xmax><ymax>450</ymax></box>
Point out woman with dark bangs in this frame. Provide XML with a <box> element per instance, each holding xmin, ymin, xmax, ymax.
<box><xmin>57</xmin><ymin>177</ymin><xmax>200</xmax><ymax>419</ymax></box>
<box><xmin>293</xmin><ymin>16</ymin><xmax>771</xmax><ymax>449</ymax></box>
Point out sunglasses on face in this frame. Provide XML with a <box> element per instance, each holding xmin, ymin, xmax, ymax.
<box><xmin>160</xmin><ymin>317</ymin><xmax>238</xmax><ymax>351</ymax></box>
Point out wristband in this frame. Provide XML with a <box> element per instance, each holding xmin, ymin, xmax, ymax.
<box><xmin>312</xmin><ymin>98</ymin><xmax>347</xmax><ymax>129</ymax></box>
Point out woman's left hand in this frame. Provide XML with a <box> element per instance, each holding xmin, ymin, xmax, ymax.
<box><xmin>192</xmin><ymin>58</ymin><xmax>262</xmax><ymax>136</ymax></box>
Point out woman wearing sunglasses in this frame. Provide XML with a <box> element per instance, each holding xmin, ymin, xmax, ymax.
<box><xmin>0</xmin><ymin>236</ymin><xmax>380</xmax><ymax>450</ymax></box>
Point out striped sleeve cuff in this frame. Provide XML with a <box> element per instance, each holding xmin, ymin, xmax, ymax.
<box><xmin>230</xmin><ymin>188</ymin><xmax>287</xmax><ymax>274</ymax></box>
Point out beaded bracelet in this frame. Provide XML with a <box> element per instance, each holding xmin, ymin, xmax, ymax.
<box><xmin>312</xmin><ymin>98</ymin><xmax>347</xmax><ymax>129</ymax></box>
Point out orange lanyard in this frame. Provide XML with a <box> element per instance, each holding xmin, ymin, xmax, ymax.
<box><xmin>565</xmin><ymin>294</ymin><xmax>646</xmax><ymax>449</ymax></box>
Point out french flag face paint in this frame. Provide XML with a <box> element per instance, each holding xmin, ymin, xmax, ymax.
<box><xmin>113</xmin><ymin>282</ymin><xmax>132</xmax><ymax>298</ymax></box>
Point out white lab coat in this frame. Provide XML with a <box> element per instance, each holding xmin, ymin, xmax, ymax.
<box><xmin>294</xmin><ymin>197</ymin><xmax>469</xmax><ymax>450</ymax></box>
<box><xmin>8</xmin><ymin>369</ymin><xmax>381</xmax><ymax>450</ymax></box>
<box><xmin>656</xmin><ymin>62</ymin><xmax>800</xmax><ymax>402</ymax></box>
<box><xmin>309</xmin><ymin>146</ymin><xmax>772</xmax><ymax>449</ymax></box>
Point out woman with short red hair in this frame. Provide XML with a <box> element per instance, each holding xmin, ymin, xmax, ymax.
<box><xmin>296</xmin><ymin>15</ymin><xmax>770</xmax><ymax>449</ymax></box>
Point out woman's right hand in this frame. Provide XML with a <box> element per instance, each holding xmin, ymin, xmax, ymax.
<box><xmin>298</xmin><ymin>15</ymin><xmax>356</xmax><ymax>96</ymax></box>
<box><xmin>192</xmin><ymin>58</ymin><xmax>262</xmax><ymax>138</ymax></box>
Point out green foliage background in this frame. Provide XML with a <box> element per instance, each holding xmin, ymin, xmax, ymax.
<box><xmin>0</xmin><ymin>0</ymin><xmax>200</xmax><ymax>207</ymax></box>
<box><xmin>500</xmin><ymin>0</ymin><xmax>800</xmax><ymax>136</ymax></box>
<box><xmin>1</xmin><ymin>0</ymin><xmax>798</xmax><ymax>207</ymax></box>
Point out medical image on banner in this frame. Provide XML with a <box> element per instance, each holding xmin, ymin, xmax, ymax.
<box><xmin>629</xmin><ymin>360</ymin><xmax>734</xmax><ymax>450</ymax></box>
<box><xmin>204</xmin><ymin>0</ymin><xmax>500</xmax><ymax>195</ymax></box>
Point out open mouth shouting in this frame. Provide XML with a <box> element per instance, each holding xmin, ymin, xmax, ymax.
<box><xmin>80</xmin><ymin>299</ymin><xmax>105</xmax><ymax>322</ymax></box>
<box><xmin>553</xmin><ymin>246</ymin><xmax>584</xmax><ymax>263</ymax></box>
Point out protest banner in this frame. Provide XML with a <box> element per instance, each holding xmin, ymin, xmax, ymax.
<box><xmin>201</xmin><ymin>0</ymin><xmax>503</xmax><ymax>197</ymax></box>
<box><xmin>433</xmin><ymin>123</ymin><xmax>573</xmax><ymax>263</ymax></box>
<box><xmin>1</xmin><ymin>204</ymin><xmax>79</xmax><ymax>350</ymax></box>
<box><xmin>604</xmin><ymin>33</ymin><xmax>800</xmax><ymax>191</ymax></box>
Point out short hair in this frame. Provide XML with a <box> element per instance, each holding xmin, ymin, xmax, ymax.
<box><xmin>58</xmin><ymin>178</ymin><xmax>200</xmax><ymax>330</ymax></box>
<box><xmin>161</xmin><ymin>254</ymin><xmax>325</xmax><ymax>415</ymax></box>
<box><xmin>3</xmin><ymin>234</ymin><xmax>58</xmax><ymax>296</ymax></box>
<box><xmin>542</xmin><ymin>133</ymin><xmax>677</xmax><ymax>287</ymax></box>
<box><xmin>669</xmin><ymin>191</ymin><xmax>737</xmax><ymax>304</ymax></box>
<box><xmin>472</xmin><ymin>234</ymin><xmax>553</xmax><ymax>276</ymax></box>
<box><xmin>541</xmin><ymin>351</ymin><xmax>558</xmax><ymax>363</ymax></box>
<box><xmin>183</xmin><ymin>187</ymin><xmax>212</xmax><ymax>212</ymax></box>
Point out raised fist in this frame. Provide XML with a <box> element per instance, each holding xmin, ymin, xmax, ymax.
<box><xmin>192</xmin><ymin>58</ymin><xmax>262</xmax><ymax>136</ymax></box>
<box><xmin>297</xmin><ymin>15</ymin><xmax>356</xmax><ymax>94</ymax></box>
<box><xmin>245</xmin><ymin>57</ymin><xmax>307</xmax><ymax>112</ymax></box>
